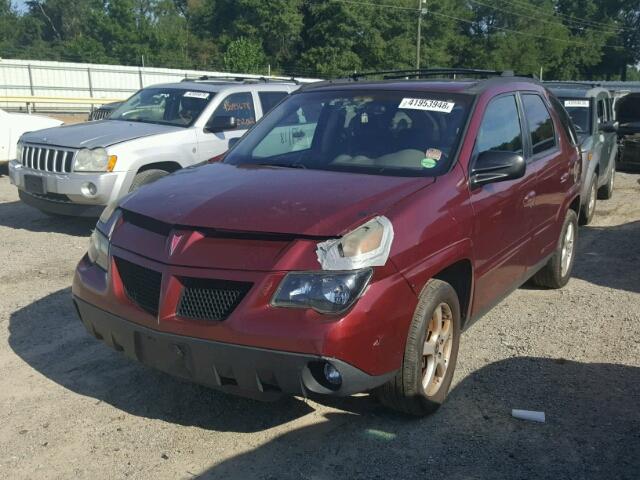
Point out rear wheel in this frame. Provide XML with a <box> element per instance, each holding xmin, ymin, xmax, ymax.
<box><xmin>377</xmin><ymin>279</ymin><xmax>461</xmax><ymax>416</ymax></box>
<box><xmin>598</xmin><ymin>165</ymin><xmax>615</xmax><ymax>200</ymax></box>
<box><xmin>532</xmin><ymin>209</ymin><xmax>578</xmax><ymax>289</ymax></box>
<box><xmin>579</xmin><ymin>176</ymin><xmax>597</xmax><ymax>225</ymax></box>
<box><xmin>128</xmin><ymin>169</ymin><xmax>169</xmax><ymax>192</ymax></box>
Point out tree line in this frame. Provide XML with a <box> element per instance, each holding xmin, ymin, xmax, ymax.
<box><xmin>1</xmin><ymin>0</ymin><xmax>638</xmax><ymax>80</ymax></box>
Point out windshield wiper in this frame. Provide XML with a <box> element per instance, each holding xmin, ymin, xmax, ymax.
<box><xmin>256</xmin><ymin>162</ymin><xmax>308</xmax><ymax>169</ymax></box>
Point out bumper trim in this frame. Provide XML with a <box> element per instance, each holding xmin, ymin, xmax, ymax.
<box><xmin>73</xmin><ymin>296</ymin><xmax>397</xmax><ymax>400</ymax></box>
<box><xmin>19</xmin><ymin>189</ymin><xmax>104</xmax><ymax>217</ymax></box>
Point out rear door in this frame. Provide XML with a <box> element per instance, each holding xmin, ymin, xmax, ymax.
<box><xmin>523</xmin><ymin>93</ymin><xmax>572</xmax><ymax>262</ymax></box>
<box><xmin>257</xmin><ymin>91</ymin><xmax>289</xmax><ymax>119</ymax></box>
<box><xmin>195</xmin><ymin>91</ymin><xmax>257</xmax><ymax>161</ymax></box>
<box><xmin>469</xmin><ymin>94</ymin><xmax>536</xmax><ymax>315</ymax></box>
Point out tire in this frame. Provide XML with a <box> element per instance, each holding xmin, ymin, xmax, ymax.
<box><xmin>579</xmin><ymin>176</ymin><xmax>597</xmax><ymax>226</ymax></box>
<box><xmin>531</xmin><ymin>209</ymin><xmax>578</xmax><ymax>289</ymax></box>
<box><xmin>128</xmin><ymin>169</ymin><xmax>170</xmax><ymax>192</ymax></box>
<box><xmin>377</xmin><ymin>279</ymin><xmax>461</xmax><ymax>416</ymax></box>
<box><xmin>598</xmin><ymin>165</ymin><xmax>615</xmax><ymax>200</ymax></box>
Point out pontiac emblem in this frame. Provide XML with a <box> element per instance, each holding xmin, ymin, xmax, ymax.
<box><xmin>168</xmin><ymin>231</ymin><xmax>186</xmax><ymax>256</ymax></box>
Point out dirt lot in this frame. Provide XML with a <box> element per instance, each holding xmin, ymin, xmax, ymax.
<box><xmin>0</xmin><ymin>171</ymin><xmax>638</xmax><ymax>480</ymax></box>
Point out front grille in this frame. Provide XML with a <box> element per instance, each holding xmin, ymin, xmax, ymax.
<box><xmin>89</xmin><ymin>108</ymin><xmax>111</xmax><ymax>121</ymax></box>
<box><xmin>177</xmin><ymin>277</ymin><xmax>252</xmax><ymax>321</ymax></box>
<box><xmin>21</xmin><ymin>145</ymin><xmax>75</xmax><ymax>173</ymax></box>
<box><xmin>29</xmin><ymin>192</ymin><xmax>72</xmax><ymax>203</ymax></box>
<box><xmin>115</xmin><ymin>257</ymin><xmax>162</xmax><ymax>316</ymax></box>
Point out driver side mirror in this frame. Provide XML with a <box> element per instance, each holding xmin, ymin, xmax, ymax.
<box><xmin>205</xmin><ymin>116</ymin><xmax>237</xmax><ymax>133</ymax></box>
<box><xmin>599</xmin><ymin>120</ymin><xmax>618</xmax><ymax>133</ymax></box>
<box><xmin>470</xmin><ymin>151</ymin><xmax>526</xmax><ymax>189</ymax></box>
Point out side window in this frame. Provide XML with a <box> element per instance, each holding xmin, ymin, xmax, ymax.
<box><xmin>549</xmin><ymin>96</ymin><xmax>578</xmax><ymax>146</ymax></box>
<box><xmin>258</xmin><ymin>91</ymin><xmax>288</xmax><ymax>115</ymax></box>
<box><xmin>208</xmin><ymin>92</ymin><xmax>256</xmax><ymax>130</ymax></box>
<box><xmin>522</xmin><ymin>94</ymin><xmax>556</xmax><ymax>155</ymax></box>
<box><xmin>475</xmin><ymin>95</ymin><xmax>523</xmax><ymax>157</ymax></box>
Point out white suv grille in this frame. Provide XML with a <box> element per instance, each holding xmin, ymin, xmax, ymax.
<box><xmin>21</xmin><ymin>145</ymin><xmax>76</xmax><ymax>173</ymax></box>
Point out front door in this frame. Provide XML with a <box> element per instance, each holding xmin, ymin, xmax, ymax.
<box><xmin>195</xmin><ymin>92</ymin><xmax>257</xmax><ymax>162</ymax></box>
<box><xmin>469</xmin><ymin>94</ymin><xmax>536</xmax><ymax>316</ymax></box>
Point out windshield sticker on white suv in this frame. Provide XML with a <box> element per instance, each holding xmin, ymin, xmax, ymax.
<box><xmin>564</xmin><ymin>100</ymin><xmax>589</xmax><ymax>108</ymax></box>
<box><xmin>399</xmin><ymin>98</ymin><xmax>455</xmax><ymax>113</ymax></box>
<box><xmin>183</xmin><ymin>91</ymin><xmax>210</xmax><ymax>99</ymax></box>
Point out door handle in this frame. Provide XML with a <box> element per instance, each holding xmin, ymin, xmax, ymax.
<box><xmin>523</xmin><ymin>191</ymin><xmax>536</xmax><ymax>208</ymax></box>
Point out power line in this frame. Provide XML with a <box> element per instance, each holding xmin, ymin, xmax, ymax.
<box><xmin>326</xmin><ymin>0</ymin><xmax>624</xmax><ymax>50</ymax></box>
<box><xmin>467</xmin><ymin>0</ymin><xmax>620</xmax><ymax>36</ymax></box>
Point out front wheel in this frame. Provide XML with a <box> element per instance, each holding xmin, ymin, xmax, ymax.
<box><xmin>376</xmin><ymin>279</ymin><xmax>461</xmax><ymax>416</ymax></box>
<box><xmin>128</xmin><ymin>169</ymin><xmax>170</xmax><ymax>193</ymax></box>
<box><xmin>579</xmin><ymin>176</ymin><xmax>597</xmax><ymax>225</ymax></box>
<box><xmin>531</xmin><ymin>209</ymin><xmax>578</xmax><ymax>289</ymax></box>
<box><xmin>598</xmin><ymin>165</ymin><xmax>615</xmax><ymax>200</ymax></box>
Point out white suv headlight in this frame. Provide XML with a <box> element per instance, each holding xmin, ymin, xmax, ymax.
<box><xmin>74</xmin><ymin>148</ymin><xmax>117</xmax><ymax>172</ymax></box>
<box><xmin>15</xmin><ymin>140</ymin><xmax>23</xmax><ymax>164</ymax></box>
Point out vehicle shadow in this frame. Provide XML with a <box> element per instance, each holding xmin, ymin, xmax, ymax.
<box><xmin>8</xmin><ymin>288</ymin><xmax>313</xmax><ymax>433</ymax></box>
<box><xmin>200</xmin><ymin>357</ymin><xmax>640</xmax><ymax>480</ymax></box>
<box><xmin>0</xmin><ymin>200</ymin><xmax>96</xmax><ymax>236</ymax></box>
<box><xmin>572</xmin><ymin>219</ymin><xmax>640</xmax><ymax>294</ymax></box>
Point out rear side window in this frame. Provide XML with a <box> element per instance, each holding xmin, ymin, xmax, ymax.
<box><xmin>209</xmin><ymin>92</ymin><xmax>256</xmax><ymax>130</ymax></box>
<box><xmin>522</xmin><ymin>94</ymin><xmax>556</xmax><ymax>155</ymax></box>
<box><xmin>259</xmin><ymin>91</ymin><xmax>288</xmax><ymax>115</ymax></box>
<box><xmin>597</xmin><ymin>98</ymin><xmax>607</xmax><ymax>124</ymax></box>
<box><xmin>549</xmin><ymin>96</ymin><xmax>578</xmax><ymax>145</ymax></box>
<box><xmin>476</xmin><ymin>95</ymin><xmax>523</xmax><ymax>155</ymax></box>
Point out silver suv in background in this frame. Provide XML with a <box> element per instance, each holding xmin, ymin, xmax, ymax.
<box><xmin>546</xmin><ymin>83</ymin><xmax>618</xmax><ymax>225</ymax></box>
<box><xmin>8</xmin><ymin>77</ymin><xmax>300</xmax><ymax>217</ymax></box>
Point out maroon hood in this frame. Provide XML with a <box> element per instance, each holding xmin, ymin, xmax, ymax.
<box><xmin>120</xmin><ymin>163</ymin><xmax>434</xmax><ymax>236</ymax></box>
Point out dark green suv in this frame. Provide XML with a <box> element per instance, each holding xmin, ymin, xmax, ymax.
<box><xmin>546</xmin><ymin>83</ymin><xmax>617</xmax><ymax>225</ymax></box>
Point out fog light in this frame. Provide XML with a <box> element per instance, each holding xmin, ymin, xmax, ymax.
<box><xmin>324</xmin><ymin>362</ymin><xmax>342</xmax><ymax>387</ymax></box>
<box><xmin>81</xmin><ymin>182</ymin><xmax>97</xmax><ymax>197</ymax></box>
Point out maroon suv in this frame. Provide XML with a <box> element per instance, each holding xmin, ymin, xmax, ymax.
<box><xmin>73</xmin><ymin>69</ymin><xmax>581</xmax><ymax>415</ymax></box>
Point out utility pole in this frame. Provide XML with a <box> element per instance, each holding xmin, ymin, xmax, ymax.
<box><xmin>416</xmin><ymin>0</ymin><xmax>427</xmax><ymax>69</ymax></box>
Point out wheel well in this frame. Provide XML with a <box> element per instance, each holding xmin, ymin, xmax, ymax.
<box><xmin>137</xmin><ymin>162</ymin><xmax>182</xmax><ymax>174</ymax></box>
<box><xmin>433</xmin><ymin>259</ymin><xmax>473</xmax><ymax>325</ymax></box>
<box><xmin>569</xmin><ymin>195</ymin><xmax>581</xmax><ymax>215</ymax></box>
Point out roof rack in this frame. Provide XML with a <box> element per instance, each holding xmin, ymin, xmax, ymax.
<box><xmin>544</xmin><ymin>81</ymin><xmax>603</xmax><ymax>88</ymax></box>
<box><xmin>349</xmin><ymin>68</ymin><xmax>535</xmax><ymax>81</ymax></box>
<box><xmin>181</xmin><ymin>75</ymin><xmax>299</xmax><ymax>85</ymax></box>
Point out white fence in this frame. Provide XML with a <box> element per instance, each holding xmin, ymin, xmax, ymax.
<box><xmin>0</xmin><ymin>58</ymin><xmax>318</xmax><ymax>112</ymax></box>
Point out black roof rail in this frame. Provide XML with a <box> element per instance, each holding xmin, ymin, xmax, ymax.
<box><xmin>349</xmin><ymin>68</ymin><xmax>535</xmax><ymax>81</ymax></box>
<box><xmin>181</xmin><ymin>75</ymin><xmax>299</xmax><ymax>85</ymax></box>
<box><xmin>544</xmin><ymin>81</ymin><xmax>603</xmax><ymax>88</ymax></box>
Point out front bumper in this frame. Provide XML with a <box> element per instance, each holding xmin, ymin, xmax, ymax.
<box><xmin>9</xmin><ymin>160</ymin><xmax>127</xmax><ymax>212</ymax></box>
<box><xmin>73</xmin><ymin>296</ymin><xmax>397</xmax><ymax>400</ymax></box>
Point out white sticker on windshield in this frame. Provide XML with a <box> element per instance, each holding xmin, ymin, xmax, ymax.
<box><xmin>184</xmin><ymin>91</ymin><xmax>210</xmax><ymax>99</ymax></box>
<box><xmin>564</xmin><ymin>100</ymin><xmax>589</xmax><ymax>108</ymax></box>
<box><xmin>399</xmin><ymin>98</ymin><xmax>455</xmax><ymax>113</ymax></box>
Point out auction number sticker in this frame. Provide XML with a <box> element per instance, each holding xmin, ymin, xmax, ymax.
<box><xmin>184</xmin><ymin>91</ymin><xmax>210</xmax><ymax>99</ymax></box>
<box><xmin>564</xmin><ymin>100</ymin><xmax>589</xmax><ymax>108</ymax></box>
<box><xmin>399</xmin><ymin>98</ymin><xmax>455</xmax><ymax>113</ymax></box>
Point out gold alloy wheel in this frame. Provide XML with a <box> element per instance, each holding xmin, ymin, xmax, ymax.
<box><xmin>561</xmin><ymin>221</ymin><xmax>575</xmax><ymax>277</ymax></box>
<box><xmin>421</xmin><ymin>302</ymin><xmax>453</xmax><ymax>396</ymax></box>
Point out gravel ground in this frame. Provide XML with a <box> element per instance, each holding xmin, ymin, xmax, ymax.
<box><xmin>0</xmin><ymin>171</ymin><xmax>638</xmax><ymax>480</ymax></box>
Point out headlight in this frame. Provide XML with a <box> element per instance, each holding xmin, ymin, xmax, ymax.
<box><xmin>74</xmin><ymin>148</ymin><xmax>117</xmax><ymax>172</ymax></box>
<box><xmin>15</xmin><ymin>140</ymin><xmax>23</xmax><ymax>164</ymax></box>
<box><xmin>87</xmin><ymin>229</ymin><xmax>110</xmax><ymax>270</ymax></box>
<box><xmin>272</xmin><ymin>269</ymin><xmax>372</xmax><ymax>314</ymax></box>
<box><xmin>316</xmin><ymin>216</ymin><xmax>394</xmax><ymax>270</ymax></box>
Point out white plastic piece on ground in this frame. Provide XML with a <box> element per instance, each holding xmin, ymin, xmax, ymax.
<box><xmin>511</xmin><ymin>409</ymin><xmax>546</xmax><ymax>423</ymax></box>
<box><xmin>316</xmin><ymin>216</ymin><xmax>394</xmax><ymax>271</ymax></box>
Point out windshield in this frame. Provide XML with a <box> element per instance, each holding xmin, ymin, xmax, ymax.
<box><xmin>560</xmin><ymin>97</ymin><xmax>592</xmax><ymax>135</ymax></box>
<box><xmin>110</xmin><ymin>87</ymin><xmax>214</xmax><ymax>127</ymax></box>
<box><xmin>224</xmin><ymin>90</ymin><xmax>471</xmax><ymax>176</ymax></box>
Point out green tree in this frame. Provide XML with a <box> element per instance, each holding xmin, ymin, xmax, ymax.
<box><xmin>223</xmin><ymin>37</ymin><xmax>266</xmax><ymax>74</ymax></box>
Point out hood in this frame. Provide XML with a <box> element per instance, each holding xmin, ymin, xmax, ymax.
<box><xmin>20</xmin><ymin>120</ymin><xmax>183</xmax><ymax>149</ymax></box>
<box><xmin>120</xmin><ymin>163</ymin><xmax>434</xmax><ymax>237</ymax></box>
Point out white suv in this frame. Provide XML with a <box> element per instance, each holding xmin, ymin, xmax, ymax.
<box><xmin>8</xmin><ymin>78</ymin><xmax>299</xmax><ymax>216</ymax></box>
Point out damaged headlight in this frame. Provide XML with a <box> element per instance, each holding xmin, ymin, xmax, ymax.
<box><xmin>272</xmin><ymin>269</ymin><xmax>373</xmax><ymax>314</ymax></box>
<box><xmin>316</xmin><ymin>216</ymin><xmax>394</xmax><ymax>271</ymax></box>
